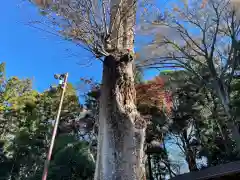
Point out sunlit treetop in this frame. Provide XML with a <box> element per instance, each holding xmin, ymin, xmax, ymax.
<box><xmin>31</xmin><ymin>0</ymin><xmax>142</xmax><ymax>58</ymax></box>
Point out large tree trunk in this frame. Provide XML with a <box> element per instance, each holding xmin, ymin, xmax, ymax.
<box><xmin>94</xmin><ymin>0</ymin><xmax>143</xmax><ymax>178</ymax></box>
<box><xmin>94</xmin><ymin>53</ymin><xmax>146</xmax><ymax>180</ymax></box>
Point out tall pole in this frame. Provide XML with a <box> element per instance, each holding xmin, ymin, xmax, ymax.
<box><xmin>42</xmin><ymin>73</ymin><xmax>68</xmax><ymax>180</ymax></box>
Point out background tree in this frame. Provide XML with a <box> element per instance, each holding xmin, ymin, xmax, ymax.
<box><xmin>138</xmin><ymin>0</ymin><xmax>240</xmax><ymax>153</ymax></box>
<box><xmin>160</xmin><ymin>69</ymin><xmax>240</xmax><ymax>174</ymax></box>
<box><xmin>0</xmin><ymin>63</ymin><xmax>95</xmax><ymax>180</ymax></box>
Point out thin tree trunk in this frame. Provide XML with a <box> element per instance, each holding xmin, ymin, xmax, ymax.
<box><xmin>216</xmin><ymin>81</ymin><xmax>240</xmax><ymax>153</ymax></box>
<box><xmin>182</xmin><ymin>130</ymin><xmax>198</xmax><ymax>172</ymax></box>
<box><xmin>186</xmin><ymin>148</ymin><xmax>198</xmax><ymax>172</ymax></box>
<box><xmin>94</xmin><ymin>54</ymin><xmax>146</xmax><ymax>180</ymax></box>
<box><xmin>147</xmin><ymin>154</ymin><xmax>154</xmax><ymax>180</ymax></box>
<box><xmin>211</xmin><ymin>93</ymin><xmax>231</xmax><ymax>154</ymax></box>
<box><xmin>163</xmin><ymin>139</ymin><xmax>175</xmax><ymax>178</ymax></box>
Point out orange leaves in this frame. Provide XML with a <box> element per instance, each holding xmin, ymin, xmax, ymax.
<box><xmin>80</xmin><ymin>77</ymin><xmax>93</xmax><ymax>85</ymax></box>
<box><xmin>173</xmin><ymin>7</ymin><xmax>180</xmax><ymax>12</ymax></box>
<box><xmin>201</xmin><ymin>0</ymin><xmax>208</xmax><ymax>8</ymax></box>
<box><xmin>136</xmin><ymin>76</ymin><xmax>173</xmax><ymax>115</ymax></box>
<box><xmin>35</xmin><ymin>0</ymin><xmax>52</xmax><ymax>7</ymax></box>
<box><xmin>69</xmin><ymin>28</ymin><xmax>83</xmax><ymax>38</ymax></box>
<box><xmin>135</xmin><ymin>53</ymin><xmax>140</xmax><ymax>59</ymax></box>
<box><xmin>172</xmin><ymin>0</ymin><xmax>208</xmax><ymax>15</ymax></box>
<box><xmin>35</xmin><ymin>0</ymin><xmax>43</xmax><ymax>5</ymax></box>
<box><xmin>163</xmin><ymin>92</ymin><xmax>173</xmax><ymax>115</ymax></box>
<box><xmin>79</xmin><ymin>77</ymin><xmax>99</xmax><ymax>94</ymax></box>
<box><xmin>136</xmin><ymin>77</ymin><xmax>165</xmax><ymax>108</ymax></box>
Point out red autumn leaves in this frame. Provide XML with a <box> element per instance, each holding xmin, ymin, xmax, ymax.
<box><xmin>35</xmin><ymin>0</ymin><xmax>52</xmax><ymax>7</ymax></box>
<box><xmin>136</xmin><ymin>76</ymin><xmax>172</xmax><ymax>114</ymax></box>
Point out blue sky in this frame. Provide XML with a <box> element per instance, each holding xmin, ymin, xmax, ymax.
<box><xmin>0</xmin><ymin>0</ymin><xmax>103</xmax><ymax>92</ymax></box>
<box><xmin>0</xmin><ymin>0</ymin><xmax>159</xmax><ymax>93</ymax></box>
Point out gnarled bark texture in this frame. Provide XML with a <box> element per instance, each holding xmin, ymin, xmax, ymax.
<box><xmin>94</xmin><ymin>52</ymin><xmax>146</xmax><ymax>180</ymax></box>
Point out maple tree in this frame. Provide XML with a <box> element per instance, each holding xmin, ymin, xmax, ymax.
<box><xmin>136</xmin><ymin>76</ymin><xmax>172</xmax><ymax>115</ymax></box>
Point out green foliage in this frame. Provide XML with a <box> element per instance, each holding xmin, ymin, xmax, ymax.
<box><xmin>0</xmin><ymin>64</ymin><xmax>94</xmax><ymax>180</ymax></box>
<box><xmin>48</xmin><ymin>141</ymin><xmax>95</xmax><ymax>180</ymax></box>
<box><xmin>0</xmin><ymin>62</ymin><xmax>5</xmax><ymax>85</ymax></box>
<box><xmin>164</xmin><ymin>70</ymin><xmax>240</xmax><ymax>171</ymax></box>
<box><xmin>134</xmin><ymin>68</ymin><xmax>144</xmax><ymax>84</ymax></box>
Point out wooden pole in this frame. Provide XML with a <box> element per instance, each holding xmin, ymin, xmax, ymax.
<box><xmin>41</xmin><ymin>73</ymin><xmax>68</xmax><ymax>180</ymax></box>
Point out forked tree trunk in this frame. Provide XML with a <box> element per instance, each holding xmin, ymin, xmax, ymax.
<box><xmin>94</xmin><ymin>53</ymin><xmax>146</xmax><ymax>180</ymax></box>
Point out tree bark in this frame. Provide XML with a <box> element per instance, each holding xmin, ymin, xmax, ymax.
<box><xmin>94</xmin><ymin>53</ymin><xmax>146</xmax><ymax>180</ymax></box>
<box><xmin>182</xmin><ymin>130</ymin><xmax>198</xmax><ymax>172</ymax></box>
<box><xmin>186</xmin><ymin>149</ymin><xmax>198</xmax><ymax>172</ymax></box>
<box><xmin>215</xmin><ymin>80</ymin><xmax>240</xmax><ymax>154</ymax></box>
<box><xmin>147</xmin><ymin>154</ymin><xmax>154</xmax><ymax>180</ymax></box>
<box><xmin>211</xmin><ymin>92</ymin><xmax>232</xmax><ymax>155</ymax></box>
